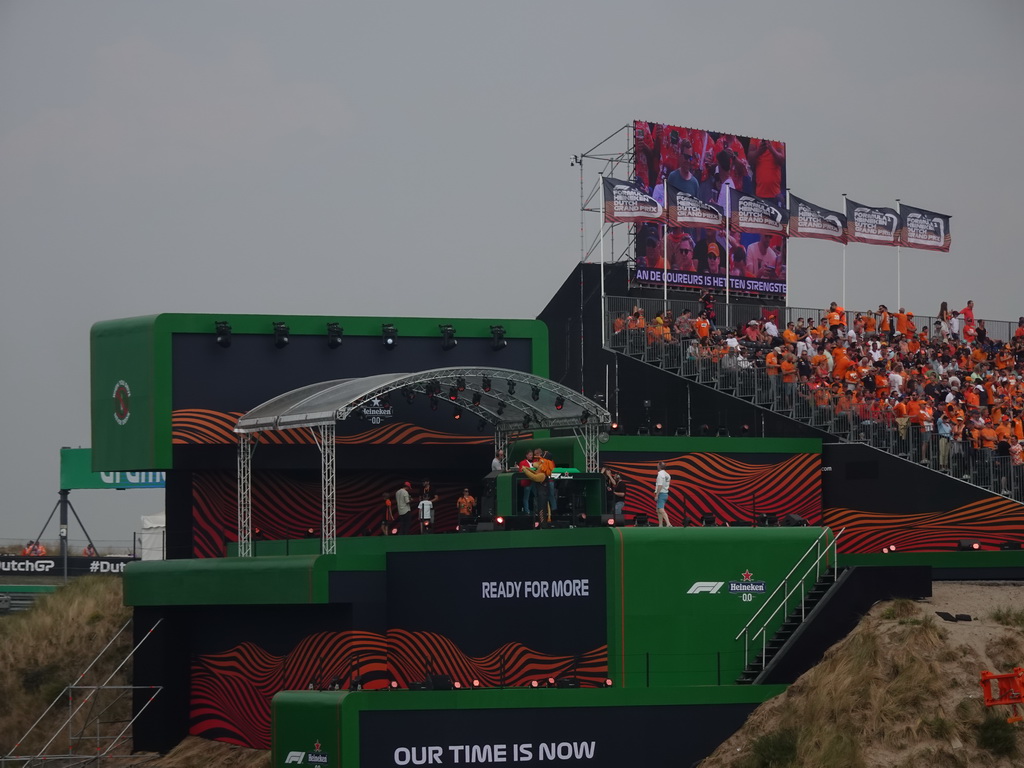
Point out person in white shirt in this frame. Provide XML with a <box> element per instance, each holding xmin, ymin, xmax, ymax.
<box><xmin>654</xmin><ymin>461</ymin><xmax>672</xmax><ymax>527</ymax></box>
<box><xmin>491</xmin><ymin>449</ymin><xmax>504</xmax><ymax>472</ymax></box>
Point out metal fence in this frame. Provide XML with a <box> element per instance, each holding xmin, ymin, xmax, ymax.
<box><xmin>607</xmin><ymin>295</ymin><xmax>1016</xmax><ymax>345</ymax></box>
<box><xmin>605</xmin><ymin>301</ymin><xmax>1024</xmax><ymax>503</ymax></box>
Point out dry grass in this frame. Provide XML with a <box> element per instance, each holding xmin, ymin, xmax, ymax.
<box><xmin>701</xmin><ymin>595</ymin><xmax>1024</xmax><ymax>767</ymax></box>
<box><xmin>0</xmin><ymin>576</ymin><xmax>132</xmax><ymax>756</ymax></box>
<box><xmin>138</xmin><ymin>736</ymin><xmax>271</xmax><ymax>768</ymax></box>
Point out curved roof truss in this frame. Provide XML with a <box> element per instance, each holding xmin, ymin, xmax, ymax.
<box><xmin>235</xmin><ymin>367</ymin><xmax>611</xmax><ymax>434</ymax></box>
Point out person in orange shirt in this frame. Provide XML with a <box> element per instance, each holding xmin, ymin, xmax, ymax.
<box><xmin>863</xmin><ymin>312</ymin><xmax>877</xmax><ymax>339</ymax></box>
<box><xmin>693</xmin><ymin>311</ymin><xmax>711</xmax><ymax>341</ymax></box>
<box><xmin>878</xmin><ymin>305</ymin><xmax>892</xmax><ymax>343</ymax></box>
<box><xmin>893</xmin><ymin>308</ymin><xmax>912</xmax><ymax>338</ymax></box>
<box><xmin>979</xmin><ymin>419</ymin><xmax>999</xmax><ymax>451</ymax></box>
<box><xmin>780</xmin><ymin>352</ymin><xmax>797</xmax><ymax>408</ymax></box>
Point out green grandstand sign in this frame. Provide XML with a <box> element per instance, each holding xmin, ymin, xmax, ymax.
<box><xmin>59</xmin><ymin>447</ymin><xmax>165</xmax><ymax>490</ymax></box>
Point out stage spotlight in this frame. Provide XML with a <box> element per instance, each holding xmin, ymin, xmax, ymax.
<box><xmin>603</xmin><ymin>679</ymin><xmax>613</xmax><ymax>688</ymax></box>
<box><xmin>439</xmin><ymin>324</ymin><xmax>458</xmax><ymax>351</ymax></box>
<box><xmin>782</xmin><ymin>514</ymin><xmax>808</xmax><ymax>527</ymax></box>
<box><xmin>654</xmin><ymin>422</ymin><xmax>664</xmax><ymax>434</ymax></box>
<box><xmin>402</xmin><ymin>387</ymin><xmax>415</xmax><ymax>404</ymax></box>
<box><xmin>477</xmin><ymin>418</ymin><xmax>486</xmax><ymax>432</ymax></box>
<box><xmin>717</xmin><ymin>426</ymin><xmax>729</xmax><ymax>437</ymax></box>
<box><xmin>507</xmin><ymin>380</ymin><xmax>516</xmax><ymax>395</ymax></box>
<box><xmin>453</xmin><ymin>405</ymin><xmax>462</xmax><ymax>420</ymax></box>
<box><xmin>529</xmin><ymin>680</ymin><xmax>540</xmax><ymax>689</ymax></box>
<box><xmin>430</xmin><ymin>399</ymin><xmax>439</xmax><ymax>411</ymax></box>
<box><xmin>491</xmin><ymin>325</ymin><xmax>507</xmax><ymax>350</ymax></box>
<box><xmin>531</xmin><ymin>386</ymin><xmax>541</xmax><ymax>401</ymax></box>
<box><xmin>956</xmin><ymin>539</ymin><xmax>981</xmax><ymax>551</ymax></box>
<box><xmin>554</xmin><ymin>396</ymin><xmax>565</xmax><ymax>410</ymax></box>
<box><xmin>326</xmin><ymin>322</ymin><xmax>343</xmax><ymax>349</ymax></box>
<box><xmin>495</xmin><ymin>515</ymin><xmax>505</xmax><ymax>525</ymax></box>
<box><xmin>755</xmin><ymin>513</ymin><xmax>777</xmax><ymax>527</ymax></box>
<box><xmin>700</xmin><ymin>513</ymin><xmax>717</xmax><ymax>527</ymax></box>
<box><xmin>457</xmin><ymin>377</ymin><xmax>466</xmax><ymax>392</ymax></box>
<box><xmin>482</xmin><ymin>377</ymin><xmax>492</xmax><ymax>392</ymax></box>
<box><xmin>429</xmin><ymin>380</ymin><xmax>441</xmax><ymax>396</ymax></box>
<box><xmin>472</xmin><ymin>392</ymin><xmax>482</xmax><ymax>406</ymax></box>
<box><xmin>472</xmin><ymin>679</ymin><xmax>481</xmax><ymax>688</ymax></box>
<box><xmin>496</xmin><ymin>403</ymin><xmax>505</xmax><ymax>416</ymax></box>
<box><xmin>555</xmin><ymin>677</ymin><xmax>581</xmax><ymax>689</ymax></box>
<box><xmin>273</xmin><ymin>322</ymin><xmax>290</xmax><ymax>349</ymax></box>
<box><xmin>882</xmin><ymin>545</ymin><xmax>896</xmax><ymax>554</ymax></box>
<box><xmin>215</xmin><ymin>320</ymin><xmax>232</xmax><ymax>348</ymax></box>
<box><xmin>605</xmin><ymin>516</ymin><xmax>616</xmax><ymax>526</ymax></box>
<box><xmin>522</xmin><ymin>415</ymin><xmax>531</xmax><ymax>430</ymax></box>
<box><xmin>449</xmin><ymin>386</ymin><xmax>459</xmax><ymax>401</ymax></box>
<box><xmin>453</xmin><ymin>681</ymin><xmax>463</xmax><ymax>690</ymax></box>
<box><xmin>381</xmin><ymin>323</ymin><xmax>398</xmax><ymax>349</ymax></box>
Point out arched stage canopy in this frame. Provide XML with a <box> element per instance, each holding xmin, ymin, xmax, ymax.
<box><xmin>232</xmin><ymin>368</ymin><xmax>611</xmax><ymax>557</ymax></box>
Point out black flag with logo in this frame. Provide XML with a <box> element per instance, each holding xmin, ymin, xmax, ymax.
<box><xmin>728</xmin><ymin>188</ymin><xmax>788</xmax><ymax>235</ymax></box>
<box><xmin>898</xmin><ymin>203</ymin><xmax>951</xmax><ymax>252</ymax></box>
<box><xmin>788</xmin><ymin>195</ymin><xmax>847</xmax><ymax>243</ymax></box>
<box><xmin>602</xmin><ymin>177</ymin><xmax>665</xmax><ymax>223</ymax></box>
<box><xmin>845</xmin><ymin>198</ymin><xmax>901</xmax><ymax>246</ymax></box>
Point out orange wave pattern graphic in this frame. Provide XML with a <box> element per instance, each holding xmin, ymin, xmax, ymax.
<box><xmin>824</xmin><ymin>497</ymin><xmax>1024</xmax><ymax>553</ymax></box>
<box><xmin>173</xmin><ymin>409</ymin><xmax>494</xmax><ymax>446</ymax></box>
<box><xmin>604</xmin><ymin>453</ymin><xmax>822</xmax><ymax>526</ymax></box>
<box><xmin>190</xmin><ymin>629</ymin><xmax>608</xmax><ymax>748</ymax></box>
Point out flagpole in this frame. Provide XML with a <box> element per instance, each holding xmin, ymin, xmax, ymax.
<box><xmin>895</xmin><ymin>198</ymin><xmax>901</xmax><ymax>309</ymax></box>
<box><xmin>600</xmin><ymin>175</ymin><xmax>606</xmax><ymax>350</ymax></box>
<box><xmin>725</xmin><ymin>185</ymin><xmax>731</xmax><ymax>322</ymax></box>
<box><xmin>784</xmin><ymin>187</ymin><xmax>791</xmax><ymax>310</ymax></box>
<box><xmin>662</xmin><ymin>181</ymin><xmax>668</xmax><ymax>311</ymax></box>
<box><xmin>841</xmin><ymin>193</ymin><xmax>847</xmax><ymax>310</ymax></box>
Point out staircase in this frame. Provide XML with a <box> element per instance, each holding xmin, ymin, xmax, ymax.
<box><xmin>735</xmin><ymin>567</ymin><xmax>837</xmax><ymax>684</ymax></box>
<box><xmin>733</xmin><ymin>527</ymin><xmax>842</xmax><ymax>686</ymax></box>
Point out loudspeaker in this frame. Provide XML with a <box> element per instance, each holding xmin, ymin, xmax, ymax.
<box><xmin>476</xmin><ymin>522</ymin><xmax>496</xmax><ymax>532</ymax></box>
<box><xmin>999</xmin><ymin>542</ymin><xmax>1022</xmax><ymax>551</ymax></box>
<box><xmin>956</xmin><ymin>539</ymin><xmax>981</xmax><ymax>551</ymax></box>
<box><xmin>428</xmin><ymin>675</ymin><xmax>454</xmax><ymax>690</ymax></box>
<box><xmin>782</xmin><ymin>514</ymin><xmax>807</xmax><ymax>527</ymax></box>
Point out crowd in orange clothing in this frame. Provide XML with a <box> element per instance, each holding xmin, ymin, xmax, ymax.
<box><xmin>613</xmin><ymin>299</ymin><xmax>1024</xmax><ymax>478</ymax></box>
<box><xmin>20</xmin><ymin>540</ymin><xmax>47</xmax><ymax>556</ymax></box>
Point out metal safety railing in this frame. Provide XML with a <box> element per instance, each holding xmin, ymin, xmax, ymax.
<box><xmin>734</xmin><ymin>527</ymin><xmax>843</xmax><ymax>672</ymax></box>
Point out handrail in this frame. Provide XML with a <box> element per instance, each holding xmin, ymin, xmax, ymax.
<box><xmin>734</xmin><ymin>527</ymin><xmax>844</xmax><ymax>671</ymax></box>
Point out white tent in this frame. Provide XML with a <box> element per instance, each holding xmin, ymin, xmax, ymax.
<box><xmin>137</xmin><ymin>513</ymin><xmax>166</xmax><ymax>561</ymax></box>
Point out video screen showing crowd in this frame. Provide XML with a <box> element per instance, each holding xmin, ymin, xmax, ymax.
<box><xmin>632</xmin><ymin>121</ymin><xmax>787</xmax><ymax>298</ymax></box>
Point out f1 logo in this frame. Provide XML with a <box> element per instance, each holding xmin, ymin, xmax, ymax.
<box><xmin>687</xmin><ymin>581</ymin><xmax>724</xmax><ymax>594</ymax></box>
<box><xmin>285</xmin><ymin>752</ymin><xmax>305</xmax><ymax>764</ymax></box>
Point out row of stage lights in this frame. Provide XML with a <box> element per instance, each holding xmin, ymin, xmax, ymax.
<box><xmin>214</xmin><ymin>321</ymin><xmax>508</xmax><ymax>351</ymax></box>
<box><xmin>320</xmin><ymin>676</ymin><xmax>613</xmax><ymax>692</ymax></box>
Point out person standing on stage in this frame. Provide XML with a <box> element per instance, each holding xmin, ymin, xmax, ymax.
<box><xmin>456</xmin><ymin>487</ymin><xmax>477</xmax><ymax>522</ymax></box>
<box><xmin>395</xmin><ymin>482</ymin><xmax>413</xmax><ymax>535</ymax></box>
<box><xmin>517</xmin><ymin>449</ymin><xmax>535</xmax><ymax>515</ymax></box>
<box><xmin>654</xmin><ymin>461</ymin><xmax>672</xmax><ymax>527</ymax></box>
<box><xmin>491</xmin><ymin>449</ymin><xmax>504</xmax><ymax>472</ymax></box>
<box><xmin>417</xmin><ymin>493</ymin><xmax>434</xmax><ymax>534</ymax></box>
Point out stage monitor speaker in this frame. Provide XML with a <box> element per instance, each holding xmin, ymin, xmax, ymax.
<box><xmin>476</xmin><ymin>522</ymin><xmax>496</xmax><ymax>532</ymax></box>
<box><xmin>428</xmin><ymin>675</ymin><xmax>454</xmax><ymax>690</ymax></box>
<box><xmin>781</xmin><ymin>514</ymin><xmax>807</xmax><ymax>527</ymax></box>
<box><xmin>956</xmin><ymin>539</ymin><xmax>981</xmax><ymax>551</ymax></box>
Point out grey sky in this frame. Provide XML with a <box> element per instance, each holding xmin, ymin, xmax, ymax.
<box><xmin>1</xmin><ymin>1</ymin><xmax>1022</xmax><ymax>542</ymax></box>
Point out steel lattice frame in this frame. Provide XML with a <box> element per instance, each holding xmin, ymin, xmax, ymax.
<box><xmin>318</xmin><ymin>422</ymin><xmax>336</xmax><ymax>555</ymax></box>
<box><xmin>236</xmin><ymin>367</ymin><xmax>612</xmax><ymax>555</ymax></box>
<box><xmin>237</xmin><ymin>435</ymin><xmax>254</xmax><ymax>558</ymax></box>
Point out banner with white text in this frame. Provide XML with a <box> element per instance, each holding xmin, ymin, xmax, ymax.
<box><xmin>845</xmin><ymin>198</ymin><xmax>901</xmax><ymax>246</ymax></box>
<box><xmin>898</xmin><ymin>202</ymin><xmax>952</xmax><ymax>252</ymax></box>
<box><xmin>788</xmin><ymin>195</ymin><xmax>848</xmax><ymax>243</ymax></box>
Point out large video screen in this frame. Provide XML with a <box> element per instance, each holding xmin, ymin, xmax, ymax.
<box><xmin>632</xmin><ymin>120</ymin><xmax>787</xmax><ymax>298</ymax></box>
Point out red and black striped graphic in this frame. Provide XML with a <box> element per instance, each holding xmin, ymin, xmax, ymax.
<box><xmin>603</xmin><ymin>453</ymin><xmax>821</xmax><ymax>527</ymax></box>
<box><xmin>824</xmin><ymin>497</ymin><xmax>1024</xmax><ymax>553</ymax></box>
<box><xmin>173</xmin><ymin>409</ymin><xmax>494</xmax><ymax>446</ymax></box>
<box><xmin>189</xmin><ymin>630</ymin><xmax>608</xmax><ymax>748</ymax></box>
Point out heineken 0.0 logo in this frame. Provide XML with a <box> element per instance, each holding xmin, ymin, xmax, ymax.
<box><xmin>112</xmin><ymin>380</ymin><xmax>132</xmax><ymax>426</ymax></box>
